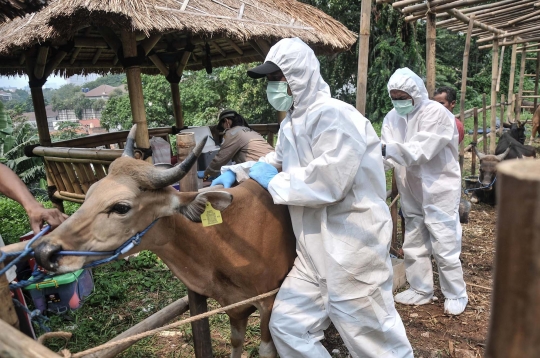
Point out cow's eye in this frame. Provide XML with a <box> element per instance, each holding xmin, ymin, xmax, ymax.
<box><xmin>110</xmin><ymin>203</ymin><xmax>131</xmax><ymax>215</ymax></box>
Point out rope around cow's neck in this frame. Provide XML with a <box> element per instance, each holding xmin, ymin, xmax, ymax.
<box><xmin>59</xmin><ymin>288</ymin><xmax>280</xmax><ymax>358</ymax></box>
<box><xmin>464</xmin><ymin>176</ymin><xmax>497</xmax><ymax>194</ymax></box>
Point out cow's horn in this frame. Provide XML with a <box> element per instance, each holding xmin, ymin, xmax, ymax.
<box><xmin>474</xmin><ymin>146</ymin><xmax>486</xmax><ymax>160</ymax></box>
<box><xmin>495</xmin><ymin>146</ymin><xmax>511</xmax><ymax>161</ymax></box>
<box><xmin>147</xmin><ymin>136</ymin><xmax>208</xmax><ymax>189</ymax></box>
<box><xmin>122</xmin><ymin>125</ymin><xmax>137</xmax><ymax>158</ymax></box>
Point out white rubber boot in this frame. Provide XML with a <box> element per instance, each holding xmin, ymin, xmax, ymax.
<box><xmin>394</xmin><ymin>289</ymin><xmax>434</xmax><ymax>305</ymax></box>
<box><xmin>444</xmin><ymin>296</ymin><xmax>468</xmax><ymax>315</ymax></box>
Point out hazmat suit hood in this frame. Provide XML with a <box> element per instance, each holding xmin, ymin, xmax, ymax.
<box><xmin>387</xmin><ymin>67</ymin><xmax>429</xmax><ymax>116</ymax></box>
<box><xmin>265</xmin><ymin>38</ymin><xmax>331</xmax><ymax>122</ymax></box>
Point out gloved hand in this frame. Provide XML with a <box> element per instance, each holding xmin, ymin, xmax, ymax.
<box><xmin>197</xmin><ymin>171</ymin><xmax>205</xmax><ymax>179</ymax></box>
<box><xmin>211</xmin><ymin>170</ymin><xmax>236</xmax><ymax>188</ymax></box>
<box><xmin>249</xmin><ymin>162</ymin><xmax>278</xmax><ymax>190</ymax></box>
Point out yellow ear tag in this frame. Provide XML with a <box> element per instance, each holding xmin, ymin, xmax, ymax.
<box><xmin>201</xmin><ymin>202</ymin><xmax>223</xmax><ymax>227</ymax></box>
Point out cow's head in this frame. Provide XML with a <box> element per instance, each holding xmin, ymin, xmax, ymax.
<box><xmin>474</xmin><ymin>146</ymin><xmax>511</xmax><ymax>189</ymax></box>
<box><xmin>34</xmin><ymin>126</ymin><xmax>232</xmax><ymax>273</ymax></box>
<box><xmin>503</xmin><ymin>120</ymin><xmax>528</xmax><ymax>144</ymax></box>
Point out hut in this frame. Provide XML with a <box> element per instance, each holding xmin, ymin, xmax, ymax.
<box><xmin>0</xmin><ymin>0</ymin><xmax>356</xmax><ymax>205</ymax></box>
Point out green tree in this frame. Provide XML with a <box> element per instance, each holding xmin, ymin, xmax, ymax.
<box><xmin>52</xmin><ymin>121</ymin><xmax>86</xmax><ymax>141</ymax></box>
<box><xmin>83</xmin><ymin>74</ymin><xmax>126</xmax><ymax>90</ymax></box>
<box><xmin>100</xmin><ymin>95</ymin><xmax>132</xmax><ymax>130</ymax></box>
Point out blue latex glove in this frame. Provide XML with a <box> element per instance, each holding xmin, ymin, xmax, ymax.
<box><xmin>249</xmin><ymin>162</ymin><xmax>278</xmax><ymax>190</ymax></box>
<box><xmin>211</xmin><ymin>170</ymin><xmax>236</xmax><ymax>188</ymax></box>
<box><xmin>197</xmin><ymin>171</ymin><xmax>205</xmax><ymax>179</ymax></box>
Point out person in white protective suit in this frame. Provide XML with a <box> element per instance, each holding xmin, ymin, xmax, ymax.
<box><xmin>211</xmin><ymin>38</ymin><xmax>413</xmax><ymax>358</ymax></box>
<box><xmin>381</xmin><ymin>67</ymin><xmax>468</xmax><ymax>316</ymax></box>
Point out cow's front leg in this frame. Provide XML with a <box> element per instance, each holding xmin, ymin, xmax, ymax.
<box><xmin>258</xmin><ymin>298</ymin><xmax>278</xmax><ymax>358</ymax></box>
<box><xmin>229</xmin><ymin>316</ymin><xmax>248</xmax><ymax>358</ymax></box>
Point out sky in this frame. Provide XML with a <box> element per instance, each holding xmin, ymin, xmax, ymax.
<box><xmin>0</xmin><ymin>75</ymin><xmax>68</xmax><ymax>89</ymax></box>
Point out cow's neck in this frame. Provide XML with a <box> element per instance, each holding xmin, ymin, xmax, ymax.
<box><xmin>147</xmin><ymin>215</ymin><xmax>217</xmax><ymax>297</ymax></box>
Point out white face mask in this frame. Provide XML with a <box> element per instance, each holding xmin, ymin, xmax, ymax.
<box><xmin>267</xmin><ymin>81</ymin><xmax>293</xmax><ymax>111</ymax></box>
<box><xmin>392</xmin><ymin>99</ymin><xmax>415</xmax><ymax>116</ymax></box>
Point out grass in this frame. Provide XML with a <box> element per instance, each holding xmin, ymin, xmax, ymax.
<box><xmin>1</xmin><ymin>196</ymin><xmax>264</xmax><ymax>357</ymax></box>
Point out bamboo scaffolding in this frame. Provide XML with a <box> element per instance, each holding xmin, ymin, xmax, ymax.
<box><xmin>491</xmin><ymin>38</ymin><xmax>499</xmax><ymax>154</ymax></box>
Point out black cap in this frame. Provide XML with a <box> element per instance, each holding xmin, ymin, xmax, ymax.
<box><xmin>218</xmin><ymin>109</ymin><xmax>237</xmax><ymax>121</ymax></box>
<box><xmin>247</xmin><ymin>61</ymin><xmax>280</xmax><ymax>79</ymax></box>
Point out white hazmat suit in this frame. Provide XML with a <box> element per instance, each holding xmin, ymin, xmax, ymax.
<box><xmin>224</xmin><ymin>38</ymin><xmax>413</xmax><ymax>357</ymax></box>
<box><xmin>381</xmin><ymin>68</ymin><xmax>467</xmax><ymax>315</ymax></box>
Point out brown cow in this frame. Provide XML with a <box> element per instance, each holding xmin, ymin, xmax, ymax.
<box><xmin>32</xmin><ymin>127</ymin><xmax>296</xmax><ymax>358</ymax></box>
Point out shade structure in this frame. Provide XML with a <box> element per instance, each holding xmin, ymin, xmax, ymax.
<box><xmin>0</xmin><ymin>0</ymin><xmax>357</xmax><ymax>77</ymax></box>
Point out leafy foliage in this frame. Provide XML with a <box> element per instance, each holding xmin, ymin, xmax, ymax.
<box><xmin>83</xmin><ymin>74</ymin><xmax>126</xmax><ymax>90</ymax></box>
<box><xmin>51</xmin><ymin>121</ymin><xmax>87</xmax><ymax>141</ymax></box>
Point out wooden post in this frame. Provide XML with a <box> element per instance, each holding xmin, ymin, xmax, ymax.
<box><xmin>496</xmin><ymin>46</ymin><xmax>505</xmax><ymax>93</ymax></box>
<box><xmin>426</xmin><ymin>12</ymin><xmax>437</xmax><ymax>98</ymax></box>
<box><xmin>390</xmin><ymin>171</ymin><xmax>399</xmax><ymax>250</ymax></box>
<box><xmin>176</xmin><ymin>132</ymin><xmax>213</xmax><ymax>358</ymax></box>
<box><xmin>355</xmin><ymin>0</ymin><xmax>372</xmax><ymax>114</ymax></box>
<box><xmin>121</xmin><ymin>30</ymin><xmax>151</xmax><ymax>162</ymax></box>
<box><xmin>507</xmin><ymin>42</ymin><xmax>518</xmax><ymax>122</ymax></box>
<box><xmin>483</xmin><ymin>93</ymin><xmax>488</xmax><ymax>154</ymax></box>
<box><xmin>535</xmin><ymin>50</ymin><xmax>540</xmax><ymax>110</ymax></box>
<box><xmin>170</xmin><ymin>82</ymin><xmax>183</xmax><ymax>129</ymax></box>
<box><xmin>499</xmin><ymin>94</ymin><xmax>505</xmax><ymax>135</ymax></box>
<box><xmin>486</xmin><ymin>160</ymin><xmax>540</xmax><ymax>358</ymax></box>
<box><xmin>29</xmin><ymin>86</ymin><xmax>52</xmax><ymax>147</ymax></box>
<box><xmin>471</xmin><ymin>107</ymin><xmax>478</xmax><ymax>176</ymax></box>
<box><xmin>0</xmin><ymin>319</ymin><xmax>61</xmax><ymax>357</ymax></box>
<box><xmin>459</xmin><ymin>15</ymin><xmax>474</xmax><ymax>172</ymax></box>
<box><xmin>490</xmin><ymin>38</ymin><xmax>499</xmax><ymax>154</ymax></box>
<box><xmin>0</xmin><ymin>263</ymin><xmax>18</xmax><ymax>329</ymax></box>
<box><xmin>516</xmin><ymin>46</ymin><xmax>527</xmax><ymax>123</ymax></box>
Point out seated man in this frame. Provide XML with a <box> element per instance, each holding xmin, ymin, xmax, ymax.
<box><xmin>203</xmin><ymin>109</ymin><xmax>274</xmax><ymax>180</ymax></box>
<box><xmin>433</xmin><ymin>86</ymin><xmax>465</xmax><ymax>144</ymax></box>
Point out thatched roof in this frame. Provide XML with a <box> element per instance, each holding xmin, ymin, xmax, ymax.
<box><xmin>0</xmin><ymin>0</ymin><xmax>47</xmax><ymax>23</ymax></box>
<box><xmin>390</xmin><ymin>0</ymin><xmax>540</xmax><ymax>49</ymax></box>
<box><xmin>0</xmin><ymin>0</ymin><xmax>357</xmax><ymax>77</ymax></box>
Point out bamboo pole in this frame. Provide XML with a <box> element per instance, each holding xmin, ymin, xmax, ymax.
<box><xmin>508</xmin><ymin>42</ymin><xmax>518</xmax><ymax>122</ymax></box>
<box><xmin>170</xmin><ymin>82</ymin><xmax>183</xmax><ymax>129</ymax></box>
<box><xmin>486</xmin><ymin>160</ymin><xmax>540</xmax><ymax>358</ymax></box>
<box><xmin>176</xmin><ymin>132</ymin><xmax>212</xmax><ymax>358</ymax></box>
<box><xmin>471</xmin><ymin>108</ymin><xmax>478</xmax><ymax>176</ymax></box>
<box><xmin>496</xmin><ymin>46</ymin><xmax>506</xmax><ymax>93</ymax></box>
<box><xmin>426</xmin><ymin>12</ymin><xmax>437</xmax><ymax>98</ymax></box>
<box><xmin>83</xmin><ymin>296</ymin><xmax>189</xmax><ymax>358</ymax></box>
<box><xmin>459</xmin><ymin>15</ymin><xmax>474</xmax><ymax>171</ymax></box>
<box><xmin>535</xmin><ymin>50</ymin><xmax>540</xmax><ymax>110</ymax></box>
<box><xmin>0</xmin><ymin>319</ymin><xmax>61</xmax><ymax>357</ymax></box>
<box><xmin>516</xmin><ymin>46</ymin><xmax>527</xmax><ymax>123</ymax></box>
<box><xmin>121</xmin><ymin>30</ymin><xmax>151</xmax><ymax>162</ymax></box>
<box><xmin>355</xmin><ymin>0</ymin><xmax>372</xmax><ymax>115</ymax></box>
<box><xmin>30</xmin><ymin>86</ymin><xmax>52</xmax><ymax>146</ymax></box>
<box><xmin>483</xmin><ymin>93</ymin><xmax>488</xmax><ymax>153</ymax></box>
<box><xmin>499</xmin><ymin>94</ymin><xmax>506</xmax><ymax>135</ymax></box>
<box><xmin>490</xmin><ymin>38</ymin><xmax>499</xmax><ymax>154</ymax></box>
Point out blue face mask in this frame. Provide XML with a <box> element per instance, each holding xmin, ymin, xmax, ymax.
<box><xmin>267</xmin><ymin>81</ymin><xmax>293</xmax><ymax>111</ymax></box>
<box><xmin>392</xmin><ymin>99</ymin><xmax>415</xmax><ymax>116</ymax></box>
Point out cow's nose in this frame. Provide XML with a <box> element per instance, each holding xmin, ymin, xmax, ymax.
<box><xmin>35</xmin><ymin>241</ymin><xmax>62</xmax><ymax>271</ymax></box>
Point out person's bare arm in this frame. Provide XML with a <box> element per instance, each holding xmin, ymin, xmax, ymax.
<box><xmin>0</xmin><ymin>163</ymin><xmax>67</xmax><ymax>233</ymax></box>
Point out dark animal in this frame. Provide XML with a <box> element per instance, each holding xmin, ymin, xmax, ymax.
<box><xmin>501</xmin><ymin>120</ymin><xmax>527</xmax><ymax>144</ymax></box>
<box><xmin>495</xmin><ymin>131</ymin><xmax>536</xmax><ymax>160</ymax></box>
<box><xmin>470</xmin><ymin>147</ymin><xmax>511</xmax><ymax>205</ymax></box>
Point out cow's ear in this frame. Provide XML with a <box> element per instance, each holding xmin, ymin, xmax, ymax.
<box><xmin>176</xmin><ymin>191</ymin><xmax>233</xmax><ymax>222</ymax></box>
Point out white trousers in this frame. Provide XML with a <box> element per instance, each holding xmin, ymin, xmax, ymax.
<box><xmin>402</xmin><ymin>213</ymin><xmax>467</xmax><ymax>299</ymax></box>
<box><xmin>269</xmin><ymin>268</ymin><xmax>413</xmax><ymax>358</ymax></box>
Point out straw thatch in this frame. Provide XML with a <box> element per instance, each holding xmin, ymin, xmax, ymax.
<box><xmin>0</xmin><ymin>0</ymin><xmax>357</xmax><ymax>77</ymax></box>
<box><xmin>0</xmin><ymin>0</ymin><xmax>47</xmax><ymax>23</ymax></box>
